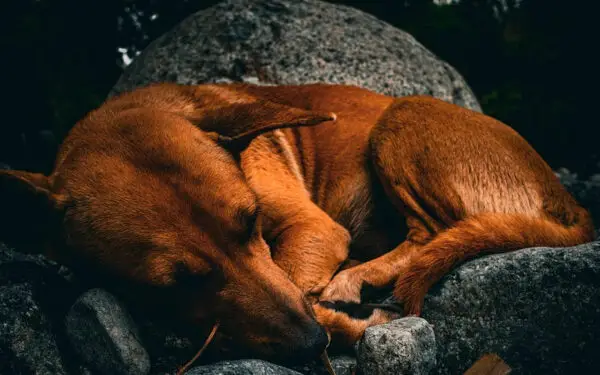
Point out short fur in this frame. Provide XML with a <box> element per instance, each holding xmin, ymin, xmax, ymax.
<box><xmin>0</xmin><ymin>83</ymin><xmax>594</xmax><ymax>361</ymax></box>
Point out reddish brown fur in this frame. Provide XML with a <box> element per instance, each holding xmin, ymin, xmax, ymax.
<box><xmin>0</xmin><ymin>82</ymin><xmax>594</xmax><ymax>359</ymax></box>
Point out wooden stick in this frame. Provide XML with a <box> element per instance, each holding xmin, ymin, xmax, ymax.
<box><xmin>176</xmin><ymin>321</ymin><xmax>220</xmax><ymax>375</ymax></box>
<box><xmin>321</xmin><ymin>351</ymin><xmax>337</xmax><ymax>375</ymax></box>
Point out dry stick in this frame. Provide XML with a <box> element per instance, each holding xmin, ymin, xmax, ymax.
<box><xmin>321</xmin><ymin>351</ymin><xmax>337</xmax><ymax>375</ymax></box>
<box><xmin>321</xmin><ymin>330</ymin><xmax>337</xmax><ymax>375</ymax></box>
<box><xmin>176</xmin><ymin>321</ymin><xmax>221</xmax><ymax>375</ymax></box>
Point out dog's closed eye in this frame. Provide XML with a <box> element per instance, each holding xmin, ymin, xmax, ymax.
<box><xmin>173</xmin><ymin>260</ymin><xmax>215</xmax><ymax>289</ymax></box>
<box><xmin>233</xmin><ymin>205</ymin><xmax>261</xmax><ymax>240</ymax></box>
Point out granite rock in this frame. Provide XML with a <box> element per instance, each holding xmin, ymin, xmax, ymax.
<box><xmin>555</xmin><ymin>167</ymin><xmax>600</xmax><ymax>227</ymax></box>
<box><xmin>0</xmin><ymin>243</ymin><xmax>76</xmax><ymax>375</ymax></box>
<box><xmin>421</xmin><ymin>242</ymin><xmax>600</xmax><ymax>374</ymax></box>
<box><xmin>291</xmin><ymin>355</ymin><xmax>356</xmax><ymax>375</ymax></box>
<box><xmin>185</xmin><ymin>359</ymin><xmax>303</xmax><ymax>375</ymax></box>
<box><xmin>357</xmin><ymin>317</ymin><xmax>436</xmax><ymax>375</ymax></box>
<box><xmin>111</xmin><ymin>0</ymin><xmax>480</xmax><ymax>112</ymax></box>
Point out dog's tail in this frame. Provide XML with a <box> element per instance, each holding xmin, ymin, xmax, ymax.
<box><xmin>396</xmin><ymin>208</ymin><xmax>595</xmax><ymax>315</ymax></box>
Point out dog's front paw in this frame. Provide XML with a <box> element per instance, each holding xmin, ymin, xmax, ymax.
<box><xmin>319</xmin><ymin>268</ymin><xmax>363</xmax><ymax>304</ymax></box>
<box><xmin>313</xmin><ymin>302</ymin><xmax>401</xmax><ymax>347</ymax></box>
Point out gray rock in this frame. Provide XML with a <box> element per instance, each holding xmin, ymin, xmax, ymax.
<box><xmin>555</xmin><ymin>167</ymin><xmax>600</xmax><ymax>227</ymax></box>
<box><xmin>0</xmin><ymin>243</ymin><xmax>75</xmax><ymax>375</ymax></box>
<box><xmin>291</xmin><ymin>355</ymin><xmax>356</xmax><ymax>375</ymax></box>
<box><xmin>65</xmin><ymin>288</ymin><xmax>150</xmax><ymax>375</ymax></box>
<box><xmin>327</xmin><ymin>356</ymin><xmax>356</xmax><ymax>375</ymax></box>
<box><xmin>0</xmin><ymin>283</ymin><xmax>69</xmax><ymax>375</ymax></box>
<box><xmin>185</xmin><ymin>359</ymin><xmax>303</xmax><ymax>375</ymax></box>
<box><xmin>421</xmin><ymin>242</ymin><xmax>600</xmax><ymax>374</ymax></box>
<box><xmin>357</xmin><ymin>317</ymin><xmax>436</xmax><ymax>375</ymax></box>
<box><xmin>111</xmin><ymin>0</ymin><xmax>481</xmax><ymax>112</ymax></box>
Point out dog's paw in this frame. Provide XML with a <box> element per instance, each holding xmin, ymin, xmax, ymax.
<box><xmin>393</xmin><ymin>273</ymin><xmax>426</xmax><ymax>316</ymax></box>
<box><xmin>319</xmin><ymin>268</ymin><xmax>363</xmax><ymax>304</ymax></box>
<box><xmin>313</xmin><ymin>302</ymin><xmax>401</xmax><ymax>347</ymax></box>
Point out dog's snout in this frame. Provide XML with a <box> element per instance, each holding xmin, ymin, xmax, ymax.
<box><xmin>285</xmin><ymin>322</ymin><xmax>329</xmax><ymax>363</ymax></box>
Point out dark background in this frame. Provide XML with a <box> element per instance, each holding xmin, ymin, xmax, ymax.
<box><xmin>1</xmin><ymin>0</ymin><xmax>595</xmax><ymax>176</ymax></box>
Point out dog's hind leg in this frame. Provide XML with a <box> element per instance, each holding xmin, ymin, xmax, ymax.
<box><xmin>324</xmin><ymin>97</ymin><xmax>594</xmax><ymax>317</ymax></box>
<box><xmin>321</xmin><ymin>100</ymin><xmax>461</xmax><ymax>306</ymax></box>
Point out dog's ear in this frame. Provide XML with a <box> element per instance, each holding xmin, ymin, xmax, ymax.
<box><xmin>0</xmin><ymin>170</ymin><xmax>67</xmax><ymax>250</ymax></box>
<box><xmin>193</xmin><ymin>100</ymin><xmax>337</xmax><ymax>143</ymax></box>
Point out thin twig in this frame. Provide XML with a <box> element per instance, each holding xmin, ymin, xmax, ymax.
<box><xmin>176</xmin><ymin>321</ymin><xmax>220</xmax><ymax>375</ymax></box>
<box><xmin>321</xmin><ymin>351</ymin><xmax>337</xmax><ymax>375</ymax></box>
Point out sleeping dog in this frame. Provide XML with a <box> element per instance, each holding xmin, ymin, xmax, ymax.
<box><xmin>0</xmin><ymin>82</ymin><xmax>593</xmax><ymax>363</ymax></box>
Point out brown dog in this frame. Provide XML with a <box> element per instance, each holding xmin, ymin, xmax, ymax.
<box><xmin>0</xmin><ymin>83</ymin><xmax>594</xmax><ymax>361</ymax></box>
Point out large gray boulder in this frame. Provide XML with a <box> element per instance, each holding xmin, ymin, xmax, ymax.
<box><xmin>111</xmin><ymin>0</ymin><xmax>481</xmax><ymax>112</ymax></box>
<box><xmin>420</xmin><ymin>241</ymin><xmax>600</xmax><ymax>374</ymax></box>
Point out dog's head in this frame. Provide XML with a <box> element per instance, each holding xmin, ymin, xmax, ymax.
<box><xmin>0</xmin><ymin>83</ymin><xmax>335</xmax><ymax>363</ymax></box>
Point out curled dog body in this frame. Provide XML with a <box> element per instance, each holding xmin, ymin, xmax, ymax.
<box><xmin>0</xmin><ymin>83</ymin><xmax>594</xmax><ymax>362</ymax></box>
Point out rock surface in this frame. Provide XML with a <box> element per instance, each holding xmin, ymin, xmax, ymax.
<box><xmin>324</xmin><ymin>356</ymin><xmax>356</xmax><ymax>375</ymax></box>
<box><xmin>186</xmin><ymin>359</ymin><xmax>303</xmax><ymax>375</ymax></box>
<box><xmin>555</xmin><ymin>167</ymin><xmax>600</xmax><ymax>227</ymax></box>
<box><xmin>65</xmin><ymin>288</ymin><xmax>151</xmax><ymax>375</ymax></box>
<box><xmin>0</xmin><ymin>243</ymin><xmax>77</xmax><ymax>375</ymax></box>
<box><xmin>420</xmin><ymin>241</ymin><xmax>600</xmax><ymax>374</ymax></box>
<box><xmin>111</xmin><ymin>0</ymin><xmax>481</xmax><ymax>112</ymax></box>
<box><xmin>357</xmin><ymin>317</ymin><xmax>436</xmax><ymax>375</ymax></box>
<box><xmin>291</xmin><ymin>355</ymin><xmax>356</xmax><ymax>375</ymax></box>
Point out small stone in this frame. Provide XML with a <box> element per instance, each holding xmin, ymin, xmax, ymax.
<box><xmin>357</xmin><ymin>317</ymin><xmax>436</xmax><ymax>375</ymax></box>
<box><xmin>185</xmin><ymin>359</ymin><xmax>303</xmax><ymax>375</ymax></box>
<box><xmin>65</xmin><ymin>288</ymin><xmax>150</xmax><ymax>375</ymax></box>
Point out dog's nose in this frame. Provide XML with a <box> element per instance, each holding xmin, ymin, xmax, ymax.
<box><xmin>287</xmin><ymin>322</ymin><xmax>329</xmax><ymax>363</ymax></box>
